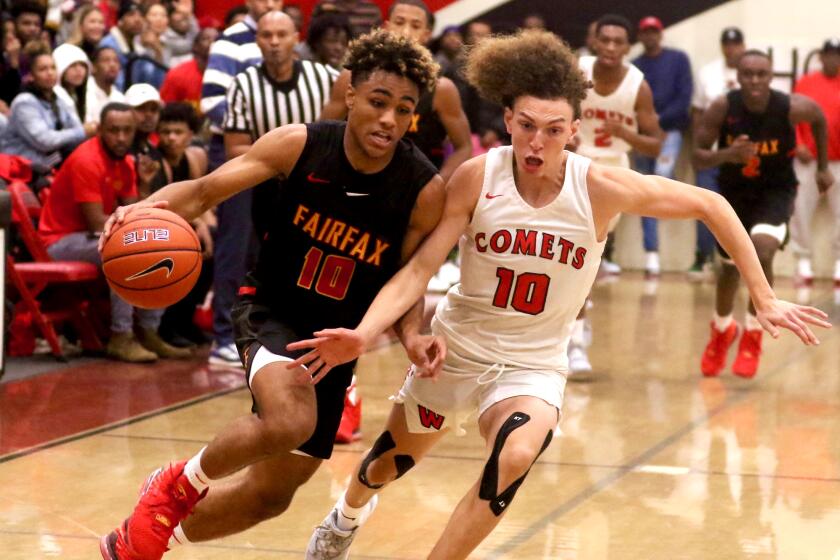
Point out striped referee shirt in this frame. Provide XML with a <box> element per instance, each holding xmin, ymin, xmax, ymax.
<box><xmin>224</xmin><ymin>60</ymin><xmax>339</xmax><ymax>140</ymax></box>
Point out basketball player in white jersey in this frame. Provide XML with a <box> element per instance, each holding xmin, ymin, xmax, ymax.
<box><xmin>571</xmin><ymin>14</ymin><xmax>665</xmax><ymax>374</ymax></box>
<box><xmin>293</xmin><ymin>31</ymin><xmax>828</xmax><ymax>560</ymax></box>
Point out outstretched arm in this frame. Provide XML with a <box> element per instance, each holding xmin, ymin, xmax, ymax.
<box><xmin>99</xmin><ymin>124</ymin><xmax>307</xmax><ymax>247</ymax></box>
<box><xmin>790</xmin><ymin>93</ymin><xmax>835</xmax><ymax>192</ymax></box>
<box><xmin>588</xmin><ymin>164</ymin><xmax>831</xmax><ymax>343</ymax></box>
<box><xmin>286</xmin><ymin>156</ymin><xmax>485</xmax><ymax>377</ymax></box>
<box><xmin>392</xmin><ymin>174</ymin><xmax>447</xmax><ymax>371</ymax></box>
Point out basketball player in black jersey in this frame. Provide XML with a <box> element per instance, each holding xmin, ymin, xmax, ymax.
<box><xmin>695</xmin><ymin>50</ymin><xmax>834</xmax><ymax>379</ymax></box>
<box><xmin>97</xmin><ymin>31</ymin><xmax>446</xmax><ymax>560</ymax></box>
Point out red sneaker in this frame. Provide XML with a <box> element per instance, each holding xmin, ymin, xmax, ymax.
<box><xmin>733</xmin><ymin>329</ymin><xmax>763</xmax><ymax>378</ymax></box>
<box><xmin>99</xmin><ymin>521</ymin><xmax>138</xmax><ymax>560</ymax></box>
<box><xmin>335</xmin><ymin>378</ymin><xmax>362</xmax><ymax>444</ymax></box>
<box><xmin>701</xmin><ymin>321</ymin><xmax>740</xmax><ymax>377</ymax></box>
<box><xmin>117</xmin><ymin>461</ymin><xmax>205</xmax><ymax>560</ymax></box>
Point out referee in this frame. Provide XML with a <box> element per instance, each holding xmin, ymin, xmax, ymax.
<box><xmin>209</xmin><ymin>10</ymin><xmax>339</xmax><ymax>369</ymax></box>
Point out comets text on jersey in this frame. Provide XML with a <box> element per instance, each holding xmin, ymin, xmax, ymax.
<box><xmin>475</xmin><ymin>228</ymin><xmax>588</xmax><ymax>269</ymax></box>
<box><xmin>292</xmin><ymin>204</ymin><xmax>390</xmax><ymax>266</ymax></box>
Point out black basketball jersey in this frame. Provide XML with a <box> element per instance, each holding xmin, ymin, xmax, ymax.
<box><xmin>248</xmin><ymin>120</ymin><xmax>437</xmax><ymax>333</ymax></box>
<box><xmin>404</xmin><ymin>86</ymin><xmax>448</xmax><ymax>169</ymax></box>
<box><xmin>718</xmin><ymin>89</ymin><xmax>797</xmax><ymax>193</ymax></box>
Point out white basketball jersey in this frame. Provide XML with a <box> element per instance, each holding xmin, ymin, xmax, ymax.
<box><xmin>576</xmin><ymin>56</ymin><xmax>644</xmax><ymax>165</ymax></box>
<box><xmin>432</xmin><ymin>147</ymin><xmax>605</xmax><ymax>371</ymax></box>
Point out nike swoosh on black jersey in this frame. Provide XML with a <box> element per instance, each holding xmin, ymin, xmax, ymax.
<box><xmin>125</xmin><ymin>258</ymin><xmax>175</xmax><ymax>281</ymax></box>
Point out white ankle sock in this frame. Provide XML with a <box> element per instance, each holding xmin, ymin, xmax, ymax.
<box><xmin>714</xmin><ymin>314</ymin><xmax>734</xmax><ymax>331</ymax></box>
<box><xmin>570</xmin><ymin>318</ymin><xmax>586</xmax><ymax>346</ymax></box>
<box><xmin>744</xmin><ymin>313</ymin><xmax>761</xmax><ymax>331</ymax></box>
<box><xmin>184</xmin><ymin>447</ymin><xmax>211</xmax><ymax>493</ymax></box>
<box><xmin>168</xmin><ymin>524</ymin><xmax>190</xmax><ymax>549</ymax></box>
<box><xmin>335</xmin><ymin>493</ymin><xmax>368</xmax><ymax>531</ymax></box>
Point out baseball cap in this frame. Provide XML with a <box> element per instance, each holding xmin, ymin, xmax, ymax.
<box><xmin>125</xmin><ymin>84</ymin><xmax>162</xmax><ymax>108</ymax></box>
<box><xmin>638</xmin><ymin>16</ymin><xmax>663</xmax><ymax>31</ymax></box>
<box><xmin>822</xmin><ymin>37</ymin><xmax>840</xmax><ymax>54</ymax></box>
<box><xmin>720</xmin><ymin>27</ymin><xmax>744</xmax><ymax>44</ymax></box>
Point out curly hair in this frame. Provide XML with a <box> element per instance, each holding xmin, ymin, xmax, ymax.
<box><xmin>465</xmin><ymin>30</ymin><xmax>590</xmax><ymax>118</ymax></box>
<box><xmin>344</xmin><ymin>29</ymin><xmax>439</xmax><ymax>94</ymax></box>
<box><xmin>159</xmin><ymin>102</ymin><xmax>202</xmax><ymax>133</ymax></box>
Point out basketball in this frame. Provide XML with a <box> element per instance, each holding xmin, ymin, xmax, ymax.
<box><xmin>101</xmin><ymin>207</ymin><xmax>202</xmax><ymax>309</ymax></box>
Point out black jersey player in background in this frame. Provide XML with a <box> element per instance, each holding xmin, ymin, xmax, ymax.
<box><xmin>97</xmin><ymin>30</ymin><xmax>445</xmax><ymax>560</ymax></box>
<box><xmin>694</xmin><ymin>50</ymin><xmax>834</xmax><ymax>379</ymax></box>
<box><xmin>322</xmin><ymin>0</ymin><xmax>472</xmax><ymax>181</ymax></box>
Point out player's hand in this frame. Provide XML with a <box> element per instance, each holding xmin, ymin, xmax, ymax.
<box><xmin>727</xmin><ymin>134</ymin><xmax>756</xmax><ymax>164</ymax></box>
<box><xmin>285</xmin><ymin>328</ymin><xmax>368</xmax><ymax>384</ymax></box>
<box><xmin>137</xmin><ymin>154</ymin><xmax>161</xmax><ymax>186</ymax></box>
<box><xmin>602</xmin><ymin>119</ymin><xmax>626</xmax><ymax>139</ymax></box>
<box><xmin>403</xmin><ymin>334</ymin><xmax>446</xmax><ymax>381</ymax></box>
<box><xmin>98</xmin><ymin>200</ymin><xmax>169</xmax><ymax>252</ymax></box>
<box><xmin>794</xmin><ymin>144</ymin><xmax>814</xmax><ymax>164</ymax></box>
<box><xmin>816</xmin><ymin>168</ymin><xmax>835</xmax><ymax>194</ymax></box>
<box><xmin>755</xmin><ymin>298</ymin><xmax>831</xmax><ymax>345</ymax></box>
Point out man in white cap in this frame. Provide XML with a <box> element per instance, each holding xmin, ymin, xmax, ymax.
<box><xmin>125</xmin><ymin>83</ymin><xmax>164</xmax><ymax>197</ymax></box>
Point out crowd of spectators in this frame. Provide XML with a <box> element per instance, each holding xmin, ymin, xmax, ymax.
<box><xmin>1</xmin><ymin>0</ymin><xmax>838</xmax><ymax>364</ymax></box>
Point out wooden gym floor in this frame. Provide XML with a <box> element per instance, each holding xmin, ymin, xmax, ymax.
<box><xmin>2</xmin><ymin>274</ymin><xmax>840</xmax><ymax>559</ymax></box>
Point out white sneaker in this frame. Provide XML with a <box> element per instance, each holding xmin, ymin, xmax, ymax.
<box><xmin>797</xmin><ymin>258</ymin><xmax>814</xmax><ymax>285</ymax></box>
<box><xmin>208</xmin><ymin>342</ymin><xmax>244</xmax><ymax>369</ymax></box>
<box><xmin>645</xmin><ymin>252</ymin><xmax>660</xmax><ymax>277</ymax></box>
<box><xmin>600</xmin><ymin>259</ymin><xmax>621</xmax><ymax>275</ymax></box>
<box><xmin>567</xmin><ymin>344</ymin><xmax>592</xmax><ymax>376</ymax></box>
<box><xmin>306</xmin><ymin>495</ymin><xmax>378</xmax><ymax>560</ymax></box>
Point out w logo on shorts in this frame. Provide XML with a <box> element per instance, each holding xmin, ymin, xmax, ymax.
<box><xmin>418</xmin><ymin>405</ymin><xmax>445</xmax><ymax>430</ymax></box>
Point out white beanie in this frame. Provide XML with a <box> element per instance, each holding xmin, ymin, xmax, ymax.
<box><xmin>52</xmin><ymin>43</ymin><xmax>91</xmax><ymax>80</ymax></box>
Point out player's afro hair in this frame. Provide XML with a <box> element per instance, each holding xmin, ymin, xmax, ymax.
<box><xmin>465</xmin><ymin>30</ymin><xmax>590</xmax><ymax>118</ymax></box>
<box><xmin>344</xmin><ymin>29</ymin><xmax>439</xmax><ymax>94</ymax></box>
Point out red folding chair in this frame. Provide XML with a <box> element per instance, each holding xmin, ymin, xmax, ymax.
<box><xmin>6</xmin><ymin>181</ymin><xmax>104</xmax><ymax>360</ymax></box>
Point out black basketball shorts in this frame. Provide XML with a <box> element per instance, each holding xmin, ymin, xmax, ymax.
<box><xmin>716</xmin><ymin>186</ymin><xmax>795</xmax><ymax>261</ymax></box>
<box><xmin>231</xmin><ymin>294</ymin><xmax>355</xmax><ymax>460</ymax></box>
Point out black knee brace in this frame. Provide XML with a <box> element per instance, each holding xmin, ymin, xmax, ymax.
<box><xmin>479</xmin><ymin>412</ymin><xmax>553</xmax><ymax>516</ymax></box>
<box><xmin>357</xmin><ymin>431</ymin><xmax>416</xmax><ymax>489</ymax></box>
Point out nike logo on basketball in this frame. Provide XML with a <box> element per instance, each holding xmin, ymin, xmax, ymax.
<box><xmin>307</xmin><ymin>172</ymin><xmax>330</xmax><ymax>184</ymax></box>
<box><xmin>485</xmin><ymin>193</ymin><xmax>504</xmax><ymax>199</ymax></box>
<box><xmin>125</xmin><ymin>258</ymin><xmax>175</xmax><ymax>281</ymax></box>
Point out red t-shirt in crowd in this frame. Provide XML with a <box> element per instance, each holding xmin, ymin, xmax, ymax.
<box><xmin>160</xmin><ymin>58</ymin><xmax>203</xmax><ymax>114</ymax></box>
<box><xmin>794</xmin><ymin>71</ymin><xmax>840</xmax><ymax>160</ymax></box>
<box><xmin>39</xmin><ymin>136</ymin><xmax>137</xmax><ymax>246</ymax></box>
